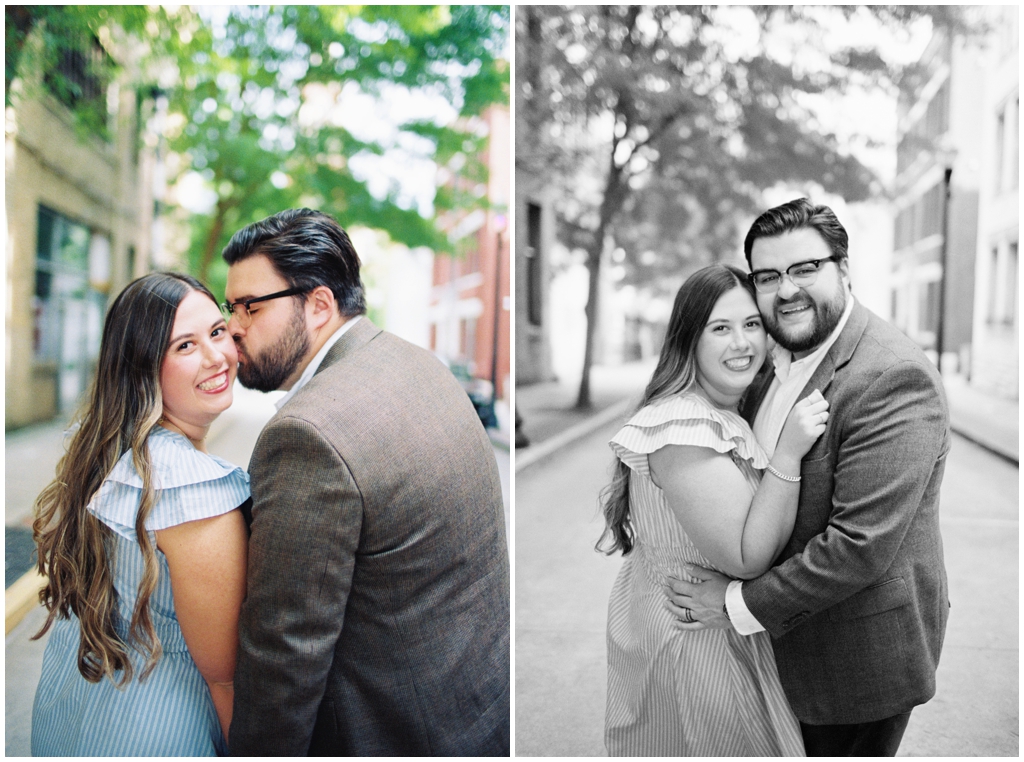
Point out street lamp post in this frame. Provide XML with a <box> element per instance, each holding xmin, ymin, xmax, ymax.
<box><xmin>490</xmin><ymin>214</ymin><xmax>507</xmax><ymax>397</ymax></box>
<box><xmin>935</xmin><ymin>165</ymin><xmax>953</xmax><ymax>373</ymax></box>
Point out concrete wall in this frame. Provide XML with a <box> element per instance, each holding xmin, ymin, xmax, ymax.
<box><xmin>6</xmin><ymin>81</ymin><xmax>149</xmax><ymax>428</ymax></box>
<box><xmin>970</xmin><ymin>6</ymin><xmax>1019</xmax><ymax>399</ymax></box>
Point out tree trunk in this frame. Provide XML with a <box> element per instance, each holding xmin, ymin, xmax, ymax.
<box><xmin>575</xmin><ymin>153</ymin><xmax>626</xmax><ymax>409</ymax></box>
<box><xmin>198</xmin><ymin>199</ymin><xmax>230</xmax><ymax>284</ymax></box>
<box><xmin>576</xmin><ymin>236</ymin><xmax>604</xmax><ymax>408</ymax></box>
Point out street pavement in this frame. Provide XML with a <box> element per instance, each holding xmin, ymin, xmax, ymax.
<box><xmin>5</xmin><ymin>383</ymin><xmax>511</xmax><ymax>757</ymax></box>
<box><xmin>515</xmin><ymin>363</ymin><xmax>1018</xmax><ymax>757</ymax></box>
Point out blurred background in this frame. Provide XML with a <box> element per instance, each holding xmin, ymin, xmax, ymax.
<box><xmin>5</xmin><ymin>8</ymin><xmax>512</xmax><ymax>753</ymax></box>
<box><xmin>515</xmin><ymin>5</ymin><xmax>1017</xmax><ymax>426</ymax></box>
<box><xmin>513</xmin><ymin>6</ymin><xmax>1018</xmax><ymax>756</ymax></box>
<box><xmin>5</xmin><ymin>4</ymin><xmax>511</xmax><ymax>433</ymax></box>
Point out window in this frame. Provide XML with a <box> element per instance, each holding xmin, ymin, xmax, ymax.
<box><xmin>34</xmin><ymin>206</ymin><xmax>108</xmax><ymax>412</ymax></box>
<box><xmin>919</xmin><ymin>280</ymin><xmax>940</xmax><ymax>344</ymax></box>
<box><xmin>987</xmin><ymin>247</ymin><xmax>1000</xmax><ymax>323</ymax></box>
<box><xmin>465</xmin><ymin>246</ymin><xmax>480</xmax><ymax>276</ymax></box>
<box><xmin>1005</xmin><ymin>243</ymin><xmax>1018</xmax><ymax>325</ymax></box>
<box><xmin>43</xmin><ymin>32</ymin><xmax>111</xmax><ymax>140</ymax></box>
<box><xmin>995</xmin><ymin>110</ymin><xmax>1006</xmax><ymax>194</ymax></box>
<box><xmin>988</xmin><ymin>243</ymin><xmax>1020</xmax><ymax>326</ymax></box>
<box><xmin>1010</xmin><ymin>98</ymin><xmax>1019</xmax><ymax>191</ymax></box>
<box><xmin>460</xmin><ymin>316</ymin><xmax>477</xmax><ymax>363</ymax></box>
<box><xmin>526</xmin><ymin>202</ymin><xmax>542</xmax><ymax>326</ymax></box>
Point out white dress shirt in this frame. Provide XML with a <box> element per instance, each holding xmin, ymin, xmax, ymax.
<box><xmin>726</xmin><ymin>297</ymin><xmax>855</xmax><ymax>635</ymax></box>
<box><xmin>274</xmin><ymin>316</ymin><xmax>360</xmax><ymax>411</ymax></box>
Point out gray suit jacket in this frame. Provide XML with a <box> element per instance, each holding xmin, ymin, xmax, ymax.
<box><xmin>230</xmin><ymin>318</ymin><xmax>510</xmax><ymax>755</ymax></box>
<box><xmin>740</xmin><ymin>301</ymin><xmax>950</xmax><ymax>725</ymax></box>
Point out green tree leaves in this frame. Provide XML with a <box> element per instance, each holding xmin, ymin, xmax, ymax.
<box><xmin>8</xmin><ymin>5</ymin><xmax>509</xmax><ymax>298</ymax></box>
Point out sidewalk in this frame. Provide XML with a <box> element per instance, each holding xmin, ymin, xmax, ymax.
<box><xmin>514</xmin><ymin>361</ymin><xmax>656</xmax><ymax>472</ymax></box>
<box><xmin>943</xmin><ymin>374</ymin><xmax>1018</xmax><ymax>464</ymax></box>
<box><xmin>515</xmin><ymin>363</ymin><xmax>1019</xmax><ymax>466</ymax></box>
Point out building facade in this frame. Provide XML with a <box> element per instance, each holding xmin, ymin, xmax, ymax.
<box><xmin>6</xmin><ymin>27</ymin><xmax>159</xmax><ymax>428</ymax></box>
<box><xmin>969</xmin><ymin>6</ymin><xmax>1019</xmax><ymax>400</ymax></box>
<box><xmin>429</xmin><ymin>105</ymin><xmax>511</xmax><ymax>401</ymax></box>
<box><xmin>891</xmin><ymin>26</ymin><xmax>986</xmax><ymax>374</ymax></box>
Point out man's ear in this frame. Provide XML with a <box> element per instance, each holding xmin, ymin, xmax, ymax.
<box><xmin>307</xmin><ymin>285</ymin><xmax>338</xmax><ymax>330</ymax></box>
<box><xmin>838</xmin><ymin>258</ymin><xmax>852</xmax><ymax>288</ymax></box>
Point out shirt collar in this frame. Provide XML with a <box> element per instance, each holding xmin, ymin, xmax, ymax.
<box><xmin>274</xmin><ymin>316</ymin><xmax>360</xmax><ymax>410</ymax></box>
<box><xmin>770</xmin><ymin>294</ymin><xmax>855</xmax><ymax>383</ymax></box>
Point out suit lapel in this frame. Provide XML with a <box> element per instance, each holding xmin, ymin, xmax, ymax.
<box><xmin>315</xmin><ymin>316</ymin><xmax>382</xmax><ymax>376</ymax></box>
<box><xmin>796</xmin><ymin>299</ymin><xmax>869</xmax><ymax>402</ymax></box>
<box><xmin>742</xmin><ymin>299</ymin><xmax>870</xmax><ymax>424</ymax></box>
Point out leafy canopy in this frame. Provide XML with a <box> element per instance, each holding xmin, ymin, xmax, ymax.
<box><xmin>7</xmin><ymin>5</ymin><xmax>510</xmax><ymax>296</ymax></box>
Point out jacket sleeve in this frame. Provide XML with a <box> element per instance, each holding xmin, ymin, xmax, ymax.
<box><xmin>229</xmin><ymin>415</ymin><xmax>362</xmax><ymax>755</ymax></box>
<box><xmin>743</xmin><ymin>358</ymin><xmax>949</xmax><ymax>636</ymax></box>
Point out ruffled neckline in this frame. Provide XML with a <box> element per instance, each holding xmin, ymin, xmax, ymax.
<box><xmin>622</xmin><ymin>390</ymin><xmax>768</xmax><ymax>469</ymax></box>
<box><xmin>103</xmin><ymin>425</ymin><xmax>247</xmax><ymax>490</ymax></box>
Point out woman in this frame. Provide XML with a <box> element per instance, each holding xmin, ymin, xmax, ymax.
<box><xmin>31</xmin><ymin>272</ymin><xmax>249</xmax><ymax>756</ymax></box>
<box><xmin>598</xmin><ymin>264</ymin><xmax>828</xmax><ymax>756</ymax></box>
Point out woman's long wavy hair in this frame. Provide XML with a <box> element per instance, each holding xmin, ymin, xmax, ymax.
<box><xmin>32</xmin><ymin>272</ymin><xmax>217</xmax><ymax>685</ymax></box>
<box><xmin>596</xmin><ymin>264</ymin><xmax>759</xmax><ymax>556</ymax></box>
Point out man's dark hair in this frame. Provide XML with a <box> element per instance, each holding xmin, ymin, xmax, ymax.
<box><xmin>743</xmin><ymin>198</ymin><xmax>849</xmax><ymax>268</ymax></box>
<box><xmin>222</xmin><ymin>208</ymin><xmax>366</xmax><ymax>317</ymax></box>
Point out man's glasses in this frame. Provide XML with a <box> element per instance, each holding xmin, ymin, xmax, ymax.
<box><xmin>748</xmin><ymin>256</ymin><xmax>839</xmax><ymax>294</ymax></box>
<box><xmin>220</xmin><ymin>287</ymin><xmax>307</xmax><ymax>328</ymax></box>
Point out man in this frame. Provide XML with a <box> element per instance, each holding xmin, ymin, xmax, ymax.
<box><xmin>666</xmin><ymin>198</ymin><xmax>950</xmax><ymax>756</ymax></box>
<box><xmin>221</xmin><ymin>209</ymin><xmax>510</xmax><ymax>755</ymax></box>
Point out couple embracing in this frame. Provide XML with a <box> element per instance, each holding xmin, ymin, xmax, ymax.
<box><xmin>601</xmin><ymin>198</ymin><xmax>951</xmax><ymax>757</ymax></box>
<box><xmin>31</xmin><ymin>209</ymin><xmax>510</xmax><ymax>756</ymax></box>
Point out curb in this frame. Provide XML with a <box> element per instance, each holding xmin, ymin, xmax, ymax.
<box><xmin>949</xmin><ymin>424</ymin><xmax>1018</xmax><ymax>466</ymax></box>
<box><xmin>515</xmin><ymin>398</ymin><xmax>634</xmax><ymax>473</ymax></box>
<box><xmin>6</xmin><ymin>569</ymin><xmax>45</xmax><ymax>635</ymax></box>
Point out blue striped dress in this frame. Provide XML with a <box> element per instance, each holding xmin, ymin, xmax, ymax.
<box><xmin>605</xmin><ymin>392</ymin><xmax>805</xmax><ymax>756</ymax></box>
<box><xmin>31</xmin><ymin>426</ymin><xmax>250</xmax><ymax>757</ymax></box>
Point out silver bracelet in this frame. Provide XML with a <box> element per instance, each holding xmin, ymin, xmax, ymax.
<box><xmin>766</xmin><ymin>463</ymin><xmax>801</xmax><ymax>483</ymax></box>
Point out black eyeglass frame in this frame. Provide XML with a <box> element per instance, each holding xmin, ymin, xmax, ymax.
<box><xmin>747</xmin><ymin>255</ymin><xmax>840</xmax><ymax>294</ymax></box>
<box><xmin>220</xmin><ymin>287</ymin><xmax>308</xmax><ymax>323</ymax></box>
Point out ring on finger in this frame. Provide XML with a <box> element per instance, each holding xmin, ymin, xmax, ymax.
<box><xmin>682</xmin><ymin>608</ymin><xmax>693</xmax><ymax>623</ymax></box>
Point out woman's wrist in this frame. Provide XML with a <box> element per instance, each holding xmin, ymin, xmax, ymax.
<box><xmin>767</xmin><ymin>454</ymin><xmax>801</xmax><ymax>480</ymax></box>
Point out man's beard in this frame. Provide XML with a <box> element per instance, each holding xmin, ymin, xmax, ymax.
<box><xmin>763</xmin><ymin>281</ymin><xmax>847</xmax><ymax>354</ymax></box>
<box><xmin>236</xmin><ymin>307</ymin><xmax>310</xmax><ymax>392</ymax></box>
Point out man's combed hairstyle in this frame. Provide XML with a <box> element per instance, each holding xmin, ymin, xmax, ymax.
<box><xmin>222</xmin><ymin>208</ymin><xmax>367</xmax><ymax>317</ymax></box>
<box><xmin>743</xmin><ymin>197</ymin><xmax>849</xmax><ymax>268</ymax></box>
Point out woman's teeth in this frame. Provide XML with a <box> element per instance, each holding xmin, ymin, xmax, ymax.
<box><xmin>724</xmin><ymin>357</ymin><xmax>752</xmax><ymax>371</ymax></box>
<box><xmin>198</xmin><ymin>373</ymin><xmax>227</xmax><ymax>391</ymax></box>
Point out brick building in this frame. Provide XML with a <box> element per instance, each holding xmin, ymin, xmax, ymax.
<box><xmin>429</xmin><ymin>105</ymin><xmax>511</xmax><ymax>401</ymax></box>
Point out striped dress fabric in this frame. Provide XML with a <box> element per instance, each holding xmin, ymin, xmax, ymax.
<box><xmin>605</xmin><ymin>392</ymin><xmax>805</xmax><ymax>756</ymax></box>
<box><xmin>31</xmin><ymin>426</ymin><xmax>250</xmax><ymax>757</ymax></box>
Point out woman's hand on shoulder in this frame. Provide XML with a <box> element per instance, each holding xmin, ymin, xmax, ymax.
<box><xmin>776</xmin><ymin>389</ymin><xmax>829</xmax><ymax>461</ymax></box>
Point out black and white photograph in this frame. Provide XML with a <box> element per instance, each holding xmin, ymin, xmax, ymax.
<box><xmin>514</xmin><ymin>4</ymin><xmax>1017</xmax><ymax>757</ymax></box>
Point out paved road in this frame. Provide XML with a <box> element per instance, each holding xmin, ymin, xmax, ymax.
<box><xmin>515</xmin><ymin>425</ymin><xmax>1018</xmax><ymax>757</ymax></box>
